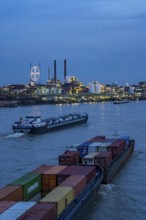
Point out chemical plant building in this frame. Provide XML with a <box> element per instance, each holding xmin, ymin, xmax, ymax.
<box><xmin>0</xmin><ymin>59</ymin><xmax>146</xmax><ymax>103</ymax></box>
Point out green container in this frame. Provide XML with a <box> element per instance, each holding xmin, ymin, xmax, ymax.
<box><xmin>10</xmin><ymin>173</ymin><xmax>41</xmax><ymax>201</ymax></box>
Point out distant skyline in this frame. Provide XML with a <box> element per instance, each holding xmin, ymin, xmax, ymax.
<box><xmin>0</xmin><ymin>0</ymin><xmax>146</xmax><ymax>86</ymax></box>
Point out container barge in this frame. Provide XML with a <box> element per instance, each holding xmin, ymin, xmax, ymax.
<box><xmin>12</xmin><ymin>113</ymin><xmax>88</xmax><ymax>134</ymax></box>
<box><xmin>0</xmin><ymin>135</ymin><xmax>134</xmax><ymax>219</ymax></box>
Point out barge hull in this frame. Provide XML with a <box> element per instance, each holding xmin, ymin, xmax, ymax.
<box><xmin>31</xmin><ymin>117</ymin><xmax>88</xmax><ymax>134</ymax></box>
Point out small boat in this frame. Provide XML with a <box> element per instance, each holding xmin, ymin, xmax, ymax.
<box><xmin>113</xmin><ymin>99</ymin><xmax>129</xmax><ymax>104</ymax></box>
<box><xmin>12</xmin><ymin>113</ymin><xmax>88</xmax><ymax>134</ymax></box>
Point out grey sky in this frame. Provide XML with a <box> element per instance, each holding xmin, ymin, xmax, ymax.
<box><xmin>0</xmin><ymin>0</ymin><xmax>146</xmax><ymax>86</ymax></box>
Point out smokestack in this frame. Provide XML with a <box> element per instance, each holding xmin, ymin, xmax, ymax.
<box><xmin>64</xmin><ymin>59</ymin><xmax>67</xmax><ymax>80</ymax></box>
<box><xmin>54</xmin><ymin>60</ymin><xmax>56</xmax><ymax>83</ymax></box>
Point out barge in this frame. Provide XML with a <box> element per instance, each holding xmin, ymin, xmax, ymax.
<box><xmin>0</xmin><ymin>135</ymin><xmax>134</xmax><ymax>219</ymax></box>
<box><xmin>113</xmin><ymin>99</ymin><xmax>129</xmax><ymax>104</ymax></box>
<box><xmin>12</xmin><ymin>113</ymin><xmax>88</xmax><ymax>134</ymax></box>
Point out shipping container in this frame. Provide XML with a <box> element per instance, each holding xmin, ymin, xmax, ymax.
<box><xmin>57</xmin><ymin>166</ymin><xmax>82</xmax><ymax>184</ymax></box>
<box><xmin>82</xmin><ymin>152</ymin><xmax>100</xmax><ymax>165</ymax></box>
<box><xmin>17</xmin><ymin>203</ymin><xmax>56</xmax><ymax>220</ymax></box>
<box><xmin>0</xmin><ymin>201</ymin><xmax>36</xmax><ymax>220</ymax></box>
<box><xmin>42</xmin><ymin>165</ymin><xmax>67</xmax><ymax>192</ymax></box>
<box><xmin>88</xmin><ymin>135</ymin><xmax>105</xmax><ymax>142</ymax></box>
<box><xmin>78</xmin><ymin>141</ymin><xmax>92</xmax><ymax>147</ymax></box>
<box><xmin>59</xmin><ymin>151</ymin><xmax>79</xmax><ymax>165</ymax></box>
<box><xmin>107</xmin><ymin>146</ymin><xmax>120</xmax><ymax>158</ymax></box>
<box><xmin>40</xmin><ymin>186</ymin><xmax>73</xmax><ymax>216</ymax></box>
<box><xmin>31</xmin><ymin>165</ymin><xmax>54</xmax><ymax>174</ymax></box>
<box><xmin>96</xmin><ymin>141</ymin><xmax>113</xmax><ymax>152</ymax></box>
<box><xmin>9</xmin><ymin>173</ymin><xmax>41</xmax><ymax>201</ymax></box>
<box><xmin>107</xmin><ymin>139</ymin><xmax>126</xmax><ymax>158</ymax></box>
<box><xmin>94</xmin><ymin>151</ymin><xmax>112</xmax><ymax>168</ymax></box>
<box><xmin>0</xmin><ymin>201</ymin><xmax>16</xmax><ymax>214</ymax></box>
<box><xmin>0</xmin><ymin>185</ymin><xmax>23</xmax><ymax>201</ymax></box>
<box><xmin>88</xmin><ymin>142</ymin><xmax>103</xmax><ymax>153</ymax></box>
<box><xmin>59</xmin><ymin>175</ymin><xmax>86</xmax><ymax>198</ymax></box>
<box><xmin>119</xmin><ymin>136</ymin><xmax>130</xmax><ymax>146</ymax></box>
<box><xmin>57</xmin><ymin>165</ymin><xmax>96</xmax><ymax>185</ymax></box>
<box><xmin>77</xmin><ymin>145</ymin><xmax>88</xmax><ymax>158</ymax></box>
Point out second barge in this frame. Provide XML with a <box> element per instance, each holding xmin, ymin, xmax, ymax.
<box><xmin>12</xmin><ymin>113</ymin><xmax>88</xmax><ymax>134</ymax></box>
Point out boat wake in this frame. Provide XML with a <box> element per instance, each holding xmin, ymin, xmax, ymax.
<box><xmin>5</xmin><ymin>133</ymin><xmax>25</xmax><ymax>138</ymax></box>
<box><xmin>98</xmin><ymin>184</ymin><xmax>117</xmax><ymax>195</ymax></box>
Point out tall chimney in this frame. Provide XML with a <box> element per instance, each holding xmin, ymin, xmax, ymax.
<box><xmin>54</xmin><ymin>60</ymin><xmax>56</xmax><ymax>83</ymax></box>
<box><xmin>64</xmin><ymin>59</ymin><xmax>67</xmax><ymax>80</ymax></box>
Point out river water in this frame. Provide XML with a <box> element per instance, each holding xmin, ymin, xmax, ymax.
<box><xmin>0</xmin><ymin>101</ymin><xmax>146</xmax><ymax>219</ymax></box>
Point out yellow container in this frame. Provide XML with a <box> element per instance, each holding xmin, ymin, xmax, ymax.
<box><xmin>40</xmin><ymin>186</ymin><xmax>73</xmax><ymax>215</ymax></box>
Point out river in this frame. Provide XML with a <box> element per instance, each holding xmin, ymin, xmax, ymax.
<box><xmin>0</xmin><ymin>101</ymin><xmax>146</xmax><ymax>219</ymax></box>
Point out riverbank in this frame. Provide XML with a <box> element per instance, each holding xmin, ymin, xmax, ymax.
<box><xmin>0</xmin><ymin>93</ymin><xmax>142</xmax><ymax>106</ymax></box>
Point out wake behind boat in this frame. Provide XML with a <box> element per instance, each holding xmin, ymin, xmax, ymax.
<box><xmin>12</xmin><ymin>113</ymin><xmax>88</xmax><ymax>134</ymax></box>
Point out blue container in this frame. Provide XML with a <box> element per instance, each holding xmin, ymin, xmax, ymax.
<box><xmin>77</xmin><ymin>146</ymin><xmax>88</xmax><ymax>158</ymax></box>
<box><xmin>78</xmin><ymin>141</ymin><xmax>92</xmax><ymax>147</ymax></box>
<box><xmin>119</xmin><ymin>136</ymin><xmax>130</xmax><ymax>146</ymax></box>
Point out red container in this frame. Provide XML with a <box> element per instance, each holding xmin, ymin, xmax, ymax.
<box><xmin>94</xmin><ymin>151</ymin><xmax>112</xmax><ymax>168</ymax></box>
<box><xmin>0</xmin><ymin>201</ymin><xmax>16</xmax><ymax>214</ymax></box>
<box><xmin>108</xmin><ymin>139</ymin><xmax>126</xmax><ymax>158</ymax></box>
<box><xmin>88</xmin><ymin>136</ymin><xmax>105</xmax><ymax>142</ymax></box>
<box><xmin>31</xmin><ymin>165</ymin><xmax>54</xmax><ymax>174</ymax></box>
<box><xmin>42</xmin><ymin>166</ymin><xmax>67</xmax><ymax>192</ymax></box>
<box><xmin>0</xmin><ymin>185</ymin><xmax>23</xmax><ymax>201</ymax></box>
<box><xmin>59</xmin><ymin>151</ymin><xmax>79</xmax><ymax>165</ymax></box>
<box><xmin>17</xmin><ymin>203</ymin><xmax>56</xmax><ymax>220</ymax></box>
<box><xmin>74</xmin><ymin>166</ymin><xmax>96</xmax><ymax>184</ymax></box>
<box><xmin>59</xmin><ymin>175</ymin><xmax>86</xmax><ymax>198</ymax></box>
<box><xmin>114</xmin><ymin>140</ymin><xmax>126</xmax><ymax>151</ymax></box>
<box><xmin>57</xmin><ymin>166</ymin><xmax>82</xmax><ymax>184</ymax></box>
<box><xmin>107</xmin><ymin>146</ymin><xmax>120</xmax><ymax>158</ymax></box>
<box><xmin>57</xmin><ymin>165</ymin><xmax>96</xmax><ymax>185</ymax></box>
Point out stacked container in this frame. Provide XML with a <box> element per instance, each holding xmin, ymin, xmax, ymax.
<box><xmin>41</xmin><ymin>165</ymin><xmax>67</xmax><ymax>192</ymax></box>
<box><xmin>94</xmin><ymin>151</ymin><xmax>112</xmax><ymax>169</ymax></box>
<box><xmin>88</xmin><ymin>136</ymin><xmax>105</xmax><ymax>142</ymax></box>
<box><xmin>82</xmin><ymin>152</ymin><xmax>100</xmax><ymax>165</ymax></box>
<box><xmin>0</xmin><ymin>185</ymin><xmax>23</xmax><ymax>201</ymax></box>
<box><xmin>31</xmin><ymin>165</ymin><xmax>55</xmax><ymax>174</ymax></box>
<box><xmin>0</xmin><ymin>201</ymin><xmax>16</xmax><ymax>214</ymax></box>
<box><xmin>59</xmin><ymin>151</ymin><xmax>79</xmax><ymax>165</ymax></box>
<box><xmin>107</xmin><ymin>139</ymin><xmax>126</xmax><ymax>159</ymax></box>
<box><xmin>77</xmin><ymin>141</ymin><xmax>90</xmax><ymax>158</ymax></box>
<box><xmin>97</xmin><ymin>141</ymin><xmax>113</xmax><ymax>152</ymax></box>
<box><xmin>119</xmin><ymin>136</ymin><xmax>130</xmax><ymax>146</ymax></box>
<box><xmin>0</xmin><ymin>201</ymin><xmax>36</xmax><ymax>220</ymax></box>
<box><xmin>59</xmin><ymin>175</ymin><xmax>86</xmax><ymax>198</ymax></box>
<box><xmin>57</xmin><ymin>165</ymin><xmax>96</xmax><ymax>185</ymax></box>
<box><xmin>40</xmin><ymin>186</ymin><xmax>74</xmax><ymax>216</ymax></box>
<box><xmin>17</xmin><ymin>203</ymin><xmax>57</xmax><ymax>220</ymax></box>
<box><xmin>9</xmin><ymin>173</ymin><xmax>41</xmax><ymax>201</ymax></box>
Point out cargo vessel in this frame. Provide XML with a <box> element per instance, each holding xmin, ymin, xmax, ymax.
<box><xmin>12</xmin><ymin>113</ymin><xmax>88</xmax><ymax>134</ymax></box>
<box><xmin>113</xmin><ymin>99</ymin><xmax>129</xmax><ymax>104</ymax></box>
<box><xmin>0</xmin><ymin>135</ymin><xmax>134</xmax><ymax>219</ymax></box>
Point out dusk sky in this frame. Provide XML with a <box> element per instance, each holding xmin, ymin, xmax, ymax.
<box><xmin>0</xmin><ymin>0</ymin><xmax>146</xmax><ymax>86</ymax></box>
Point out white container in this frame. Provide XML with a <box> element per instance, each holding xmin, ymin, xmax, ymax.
<box><xmin>82</xmin><ymin>152</ymin><xmax>99</xmax><ymax>165</ymax></box>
